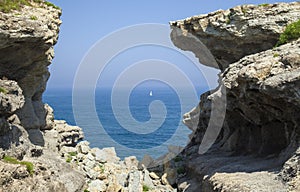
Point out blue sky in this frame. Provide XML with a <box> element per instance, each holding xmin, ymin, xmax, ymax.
<box><xmin>47</xmin><ymin>0</ymin><xmax>295</xmax><ymax>89</ymax></box>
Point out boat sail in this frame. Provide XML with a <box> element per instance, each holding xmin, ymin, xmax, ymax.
<box><xmin>149</xmin><ymin>91</ymin><xmax>153</xmax><ymax>96</ymax></box>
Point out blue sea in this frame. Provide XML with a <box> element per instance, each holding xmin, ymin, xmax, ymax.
<box><xmin>43</xmin><ymin>86</ymin><xmax>204</xmax><ymax>160</ymax></box>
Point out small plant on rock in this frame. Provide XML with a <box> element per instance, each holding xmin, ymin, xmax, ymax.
<box><xmin>66</xmin><ymin>156</ymin><xmax>72</xmax><ymax>163</ymax></box>
<box><xmin>143</xmin><ymin>185</ymin><xmax>150</xmax><ymax>192</ymax></box>
<box><xmin>3</xmin><ymin>156</ymin><xmax>34</xmax><ymax>175</ymax></box>
<box><xmin>177</xmin><ymin>167</ymin><xmax>185</xmax><ymax>175</ymax></box>
<box><xmin>99</xmin><ymin>164</ymin><xmax>105</xmax><ymax>173</ymax></box>
<box><xmin>259</xmin><ymin>3</ymin><xmax>269</xmax><ymax>7</ymax></box>
<box><xmin>0</xmin><ymin>0</ymin><xmax>60</xmax><ymax>13</ymax></box>
<box><xmin>276</xmin><ymin>19</ymin><xmax>300</xmax><ymax>47</ymax></box>
<box><xmin>174</xmin><ymin>156</ymin><xmax>183</xmax><ymax>162</ymax></box>
<box><xmin>0</xmin><ymin>87</ymin><xmax>8</xmax><ymax>94</ymax></box>
<box><xmin>44</xmin><ymin>1</ymin><xmax>60</xmax><ymax>9</ymax></box>
<box><xmin>30</xmin><ymin>15</ymin><xmax>37</xmax><ymax>20</ymax></box>
<box><xmin>68</xmin><ymin>151</ymin><xmax>77</xmax><ymax>156</ymax></box>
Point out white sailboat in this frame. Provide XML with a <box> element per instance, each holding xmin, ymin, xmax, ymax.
<box><xmin>149</xmin><ymin>91</ymin><xmax>153</xmax><ymax>97</ymax></box>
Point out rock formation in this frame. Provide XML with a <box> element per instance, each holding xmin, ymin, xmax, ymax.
<box><xmin>0</xmin><ymin>2</ymin><xmax>177</xmax><ymax>191</ymax></box>
<box><xmin>170</xmin><ymin>2</ymin><xmax>300</xmax><ymax>192</ymax></box>
<box><xmin>0</xmin><ymin>0</ymin><xmax>61</xmax><ymax>133</ymax></box>
<box><xmin>170</xmin><ymin>2</ymin><xmax>300</xmax><ymax>70</ymax></box>
<box><xmin>1</xmin><ymin>1</ymin><xmax>300</xmax><ymax>192</ymax></box>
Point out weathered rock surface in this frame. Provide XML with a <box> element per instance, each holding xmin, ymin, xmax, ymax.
<box><xmin>170</xmin><ymin>2</ymin><xmax>300</xmax><ymax>70</ymax></box>
<box><xmin>0</xmin><ymin>1</ymin><xmax>61</xmax><ymax>130</ymax></box>
<box><xmin>0</xmin><ymin>2</ymin><xmax>177</xmax><ymax>192</ymax></box>
<box><xmin>60</xmin><ymin>141</ymin><xmax>176</xmax><ymax>192</ymax></box>
<box><xmin>171</xmin><ymin>2</ymin><xmax>300</xmax><ymax>192</ymax></box>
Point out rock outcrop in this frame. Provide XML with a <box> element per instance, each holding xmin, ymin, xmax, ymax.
<box><xmin>0</xmin><ymin>1</ymin><xmax>61</xmax><ymax>132</ymax></box>
<box><xmin>171</xmin><ymin>2</ymin><xmax>300</xmax><ymax>192</ymax></box>
<box><xmin>170</xmin><ymin>2</ymin><xmax>300</xmax><ymax>70</ymax></box>
<box><xmin>0</xmin><ymin>2</ymin><xmax>177</xmax><ymax>192</ymax></box>
<box><xmin>0</xmin><ymin>2</ymin><xmax>87</xmax><ymax>191</ymax></box>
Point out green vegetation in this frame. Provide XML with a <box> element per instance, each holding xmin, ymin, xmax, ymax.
<box><xmin>226</xmin><ymin>17</ymin><xmax>231</xmax><ymax>25</ymax></box>
<box><xmin>143</xmin><ymin>185</ymin><xmax>150</xmax><ymax>192</ymax></box>
<box><xmin>177</xmin><ymin>167</ymin><xmax>185</xmax><ymax>174</ymax></box>
<box><xmin>0</xmin><ymin>87</ymin><xmax>7</xmax><ymax>94</ymax></box>
<box><xmin>66</xmin><ymin>156</ymin><xmax>72</xmax><ymax>163</ymax></box>
<box><xmin>99</xmin><ymin>164</ymin><xmax>105</xmax><ymax>173</ymax></box>
<box><xmin>174</xmin><ymin>156</ymin><xmax>183</xmax><ymax>162</ymax></box>
<box><xmin>30</xmin><ymin>15</ymin><xmax>37</xmax><ymax>20</ymax></box>
<box><xmin>259</xmin><ymin>3</ymin><xmax>269</xmax><ymax>7</ymax></box>
<box><xmin>273</xmin><ymin>53</ymin><xmax>280</xmax><ymax>57</ymax></box>
<box><xmin>44</xmin><ymin>1</ymin><xmax>60</xmax><ymax>9</ymax></box>
<box><xmin>83</xmin><ymin>189</ymin><xmax>90</xmax><ymax>192</ymax></box>
<box><xmin>0</xmin><ymin>0</ymin><xmax>60</xmax><ymax>13</ymax></box>
<box><xmin>276</xmin><ymin>19</ymin><xmax>300</xmax><ymax>47</ymax></box>
<box><xmin>241</xmin><ymin>6</ymin><xmax>248</xmax><ymax>15</ymax></box>
<box><xmin>68</xmin><ymin>151</ymin><xmax>77</xmax><ymax>156</ymax></box>
<box><xmin>3</xmin><ymin>156</ymin><xmax>34</xmax><ymax>175</ymax></box>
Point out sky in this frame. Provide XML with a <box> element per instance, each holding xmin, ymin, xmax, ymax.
<box><xmin>47</xmin><ymin>0</ymin><xmax>295</xmax><ymax>89</ymax></box>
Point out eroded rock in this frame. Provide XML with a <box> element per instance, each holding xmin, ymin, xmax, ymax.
<box><xmin>170</xmin><ymin>2</ymin><xmax>300</xmax><ymax>70</ymax></box>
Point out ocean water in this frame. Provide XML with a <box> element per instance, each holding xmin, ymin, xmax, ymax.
<box><xmin>43</xmin><ymin>86</ymin><xmax>204</xmax><ymax>160</ymax></box>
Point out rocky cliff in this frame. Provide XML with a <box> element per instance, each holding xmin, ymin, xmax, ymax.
<box><xmin>0</xmin><ymin>1</ymin><xmax>88</xmax><ymax>191</ymax></box>
<box><xmin>170</xmin><ymin>2</ymin><xmax>300</xmax><ymax>192</ymax></box>
<box><xmin>0</xmin><ymin>2</ymin><xmax>178</xmax><ymax>192</ymax></box>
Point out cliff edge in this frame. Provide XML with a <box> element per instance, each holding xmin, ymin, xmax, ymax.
<box><xmin>170</xmin><ymin>2</ymin><xmax>300</xmax><ymax>192</ymax></box>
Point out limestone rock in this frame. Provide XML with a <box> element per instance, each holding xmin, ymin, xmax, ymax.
<box><xmin>171</xmin><ymin>2</ymin><xmax>300</xmax><ymax>191</ymax></box>
<box><xmin>170</xmin><ymin>2</ymin><xmax>300</xmax><ymax>70</ymax></box>
<box><xmin>0</xmin><ymin>80</ymin><xmax>24</xmax><ymax>116</ymax></box>
<box><xmin>94</xmin><ymin>147</ymin><xmax>120</xmax><ymax>163</ymax></box>
<box><xmin>0</xmin><ymin>1</ymin><xmax>61</xmax><ymax>130</ymax></box>
<box><xmin>43</xmin><ymin>104</ymin><xmax>54</xmax><ymax>130</ymax></box>
<box><xmin>54</xmin><ymin>120</ymin><xmax>84</xmax><ymax>148</ymax></box>
<box><xmin>143</xmin><ymin>169</ymin><xmax>155</xmax><ymax>189</ymax></box>
<box><xmin>88</xmin><ymin>179</ymin><xmax>107</xmax><ymax>192</ymax></box>
<box><xmin>128</xmin><ymin>170</ymin><xmax>142</xmax><ymax>192</ymax></box>
<box><xmin>139</xmin><ymin>154</ymin><xmax>154</xmax><ymax>168</ymax></box>
<box><xmin>77</xmin><ymin>141</ymin><xmax>90</xmax><ymax>154</ymax></box>
<box><xmin>124</xmin><ymin>156</ymin><xmax>139</xmax><ymax>169</ymax></box>
<box><xmin>149</xmin><ymin>172</ymin><xmax>160</xmax><ymax>180</ymax></box>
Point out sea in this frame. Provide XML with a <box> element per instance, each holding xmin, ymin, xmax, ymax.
<box><xmin>43</xmin><ymin>86</ymin><xmax>205</xmax><ymax>160</ymax></box>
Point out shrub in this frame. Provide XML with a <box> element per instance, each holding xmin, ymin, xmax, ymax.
<box><xmin>3</xmin><ymin>156</ymin><xmax>34</xmax><ymax>175</ymax></box>
<box><xmin>44</xmin><ymin>1</ymin><xmax>60</xmax><ymax>9</ymax></box>
<box><xmin>0</xmin><ymin>87</ymin><xmax>8</xmax><ymax>94</ymax></box>
<box><xmin>177</xmin><ymin>167</ymin><xmax>185</xmax><ymax>174</ymax></box>
<box><xmin>99</xmin><ymin>164</ymin><xmax>105</xmax><ymax>173</ymax></box>
<box><xmin>259</xmin><ymin>3</ymin><xmax>269</xmax><ymax>7</ymax></box>
<box><xmin>143</xmin><ymin>185</ymin><xmax>150</xmax><ymax>192</ymax></box>
<box><xmin>30</xmin><ymin>15</ymin><xmax>37</xmax><ymax>20</ymax></box>
<box><xmin>68</xmin><ymin>151</ymin><xmax>77</xmax><ymax>156</ymax></box>
<box><xmin>174</xmin><ymin>156</ymin><xmax>183</xmax><ymax>162</ymax></box>
<box><xmin>66</xmin><ymin>156</ymin><xmax>72</xmax><ymax>163</ymax></box>
<box><xmin>276</xmin><ymin>19</ymin><xmax>300</xmax><ymax>47</ymax></box>
<box><xmin>0</xmin><ymin>0</ymin><xmax>60</xmax><ymax>13</ymax></box>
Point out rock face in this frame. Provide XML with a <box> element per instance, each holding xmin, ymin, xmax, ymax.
<box><xmin>170</xmin><ymin>2</ymin><xmax>300</xmax><ymax>70</ymax></box>
<box><xmin>171</xmin><ymin>2</ymin><xmax>300</xmax><ymax>192</ymax></box>
<box><xmin>0</xmin><ymin>2</ymin><xmax>87</xmax><ymax>192</ymax></box>
<box><xmin>0</xmin><ymin>1</ymin><xmax>61</xmax><ymax>131</ymax></box>
<box><xmin>0</xmin><ymin>2</ymin><xmax>178</xmax><ymax>192</ymax></box>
